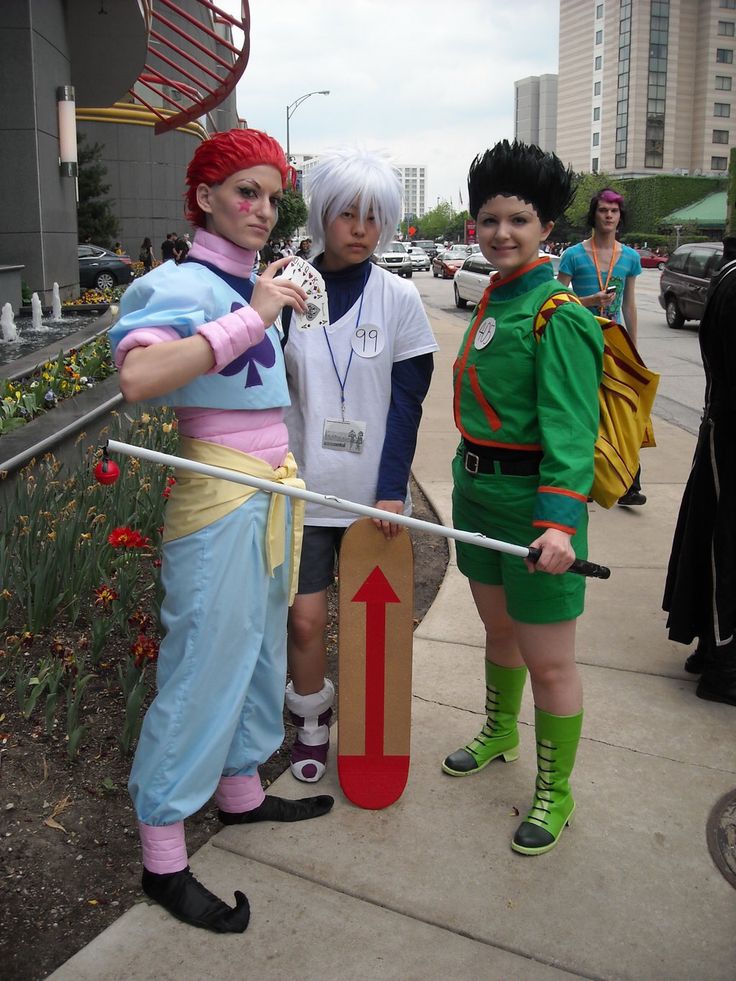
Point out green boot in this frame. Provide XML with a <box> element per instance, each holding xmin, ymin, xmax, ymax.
<box><xmin>511</xmin><ymin>707</ymin><xmax>583</xmax><ymax>856</ymax></box>
<box><xmin>442</xmin><ymin>662</ymin><xmax>527</xmax><ymax>776</ymax></box>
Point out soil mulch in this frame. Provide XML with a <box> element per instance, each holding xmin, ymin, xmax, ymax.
<box><xmin>0</xmin><ymin>478</ymin><xmax>449</xmax><ymax>981</ymax></box>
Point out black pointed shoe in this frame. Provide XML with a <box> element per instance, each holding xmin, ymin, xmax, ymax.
<box><xmin>219</xmin><ymin>793</ymin><xmax>334</xmax><ymax>825</ymax></box>
<box><xmin>142</xmin><ymin>866</ymin><xmax>250</xmax><ymax>933</ymax></box>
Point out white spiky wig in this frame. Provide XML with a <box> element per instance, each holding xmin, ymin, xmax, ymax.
<box><xmin>306</xmin><ymin>147</ymin><xmax>403</xmax><ymax>255</ymax></box>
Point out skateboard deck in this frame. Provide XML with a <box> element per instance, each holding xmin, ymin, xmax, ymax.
<box><xmin>337</xmin><ymin>518</ymin><xmax>414</xmax><ymax>809</ymax></box>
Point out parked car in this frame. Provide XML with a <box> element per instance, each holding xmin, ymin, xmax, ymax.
<box><xmin>373</xmin><ymin>241</ymin><xmax>413</xmax><ymax>277</ymax></box>
<box><xmin>411</xmin><ymin>239</ymin><xmax>439</xmax><ymax>260</ymax></box>
<box><xmin>78</xmin><ymin>244</ymin><xmax>134</xmax><ymax>290</ymax></box>
<box><xmin>658</xmin><ymin>241</ymin><xmax>723</xmax><ymax>328</ymax></box>
<box><xmin>453</xmin><ymin>254</ymin><xmax>495</xmax><ymax>307</ymax></box>
<box><xmin>636</xmin><ymin>247</ymin><xmax>668</xmax><ymax>270</ymax></box>
<box><xmin>432</xmin><ymin>244</ymin><xmax>479</xmax><ymax>279</ymax></box>
<box><xmin>408</xmin><ymin>245</ymin><xmax>430</xmax><ymax>271</ymax></box>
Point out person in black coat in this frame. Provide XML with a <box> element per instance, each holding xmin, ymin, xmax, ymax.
<box><xmin>663</xmin><ymin>235</ymin><xmax>736</xmax><ymax>705</ymax></box>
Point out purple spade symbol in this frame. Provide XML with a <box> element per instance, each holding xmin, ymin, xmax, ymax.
<box><xmin>220</xmin><ymin>302</ymin><xmax>275</xmax><ymax>387</ymax></box>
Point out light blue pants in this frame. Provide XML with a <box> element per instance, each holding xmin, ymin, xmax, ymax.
<box><xmin>129</xmin><ymin>493</ymin><xmax>292</xmax><ymax>825</ymax></box>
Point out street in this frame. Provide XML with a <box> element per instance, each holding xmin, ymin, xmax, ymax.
<box><xmin>413</xmin><ymin>266</ymin><xmax>706</xmax><ymax>435</ymax></box>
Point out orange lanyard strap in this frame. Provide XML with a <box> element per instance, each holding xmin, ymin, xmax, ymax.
<box><xmin>590</xmin><ymin>235</ymin><xmax>618</xmax><ymax>292</ymax></box>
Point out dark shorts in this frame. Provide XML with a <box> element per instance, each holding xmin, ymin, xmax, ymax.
<box><xmin>297</xmin><ymin>525</ymin><xmax>347</xmax><ymax>594</ymax></box>
<box><xmin>452</xmin><ymin>453</ymin><xmax>587</xmax><ymax>624</ymax></box>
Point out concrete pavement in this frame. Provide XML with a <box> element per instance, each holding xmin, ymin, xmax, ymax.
<box><xmin>49</xmin><ymin>304</ymin><xmax>736</xmax><ymax>981</ymax></box>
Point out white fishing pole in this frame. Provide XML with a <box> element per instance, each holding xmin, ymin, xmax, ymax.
<box><xmin>103</xmin><ymin>439</ymin><xmax>610</xmax><ymax>579</ymax></box>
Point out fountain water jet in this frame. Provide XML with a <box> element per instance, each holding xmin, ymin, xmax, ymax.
<box><xmin>30</xmin><ymin>293</ymin><xmax>48</xmax><ymax>331</ymax></box>
<box><xmin>51</xmin><ymin>283</ymin><xmax>63</xmax><ymax>321</ymax></box>
<box><xmin>1</xmin><ymin>303</ymin><xmax>19</xmax><ymax>342</ymax></box>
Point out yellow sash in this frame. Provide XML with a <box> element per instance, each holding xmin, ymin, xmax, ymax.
<box><xmin>163</xmin><ymin>437</ymin><xmax>305</xmax><ymax>603</ymax></box>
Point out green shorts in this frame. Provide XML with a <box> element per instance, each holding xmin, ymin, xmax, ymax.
<box><xmin>452</xmin><ymin>453</ymin><xmax>587</xmax><ymax>624</ymax></box>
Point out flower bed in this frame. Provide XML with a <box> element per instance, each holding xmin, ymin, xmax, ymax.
<box><xmin>0</xmin><ymin>409</ymin><xmax>177</xmax><ymax>759</ymax></box>
<box><xmin>0</xmin><ymin>334</ymin><xmax>116</xmax><ymax>434</ymax></box>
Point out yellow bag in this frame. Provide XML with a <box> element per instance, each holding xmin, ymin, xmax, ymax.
<box><xmin>534</xmin><ymin>293</ymin><xmax>660</xmax><ymax>509</ymax></box>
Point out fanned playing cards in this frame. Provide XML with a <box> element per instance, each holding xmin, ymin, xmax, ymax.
<box><xmin>279</xmin><ymin>256</ymin><xmax>329</xmax><ymax>330</ymax></box>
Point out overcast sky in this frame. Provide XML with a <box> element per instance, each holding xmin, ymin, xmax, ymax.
<box><xmin>225</xmin><ymin>0</ymin><xmax>560</xmax><ymax>211</ymax></box>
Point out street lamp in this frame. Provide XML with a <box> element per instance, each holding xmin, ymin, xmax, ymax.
<box><xmin>286</xmin><ymin>90</ymin><xmax>330</xmax><ymax>163</ymax></box>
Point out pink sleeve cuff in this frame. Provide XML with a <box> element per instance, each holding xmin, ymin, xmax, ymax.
<box><xmin>197</xmin><ymin>306</ymin><xmax>266</xmax><ymax>374</ymax></box>
<box><xmin>114</xmin><ymin>326</ymin><xmax>180</xmax><ymax>369</ymax></box>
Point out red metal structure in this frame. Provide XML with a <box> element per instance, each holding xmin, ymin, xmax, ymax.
<box><xmin>132</xmin><ymin>0</ymin><xmax>250</xmax><ymax>135</ymax></box>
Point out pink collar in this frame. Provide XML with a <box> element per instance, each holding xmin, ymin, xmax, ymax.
<box><xmin>189</xmin><ymin>228</ymin><xmax>256</xmax><ymax>278</ymax></box>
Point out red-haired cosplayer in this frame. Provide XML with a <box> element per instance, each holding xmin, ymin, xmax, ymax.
<box><xmin>109</xmin><ymin>129</ymin><xmax>333</xmax><ymax>933</ymax></box>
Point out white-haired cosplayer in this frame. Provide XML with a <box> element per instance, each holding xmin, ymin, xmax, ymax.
<box><xmin>283</xmin><ymin>147</ymin><xmax>438</xmax><ymax>782</ymax></box>
<box><xmin>305</xmin><ymin>146</ymin><xmax>403</xmax><ymax>256</ymax></box>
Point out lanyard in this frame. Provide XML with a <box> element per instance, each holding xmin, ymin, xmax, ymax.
<box><xmin>590</xmin><ymin>234</ymin><xmax>618</xmax><ymax>308</ymax></box>
<box><xmin>322</xmin><ymin>269</ymin><xmax>369</xmax><ymax>421</ymax></box>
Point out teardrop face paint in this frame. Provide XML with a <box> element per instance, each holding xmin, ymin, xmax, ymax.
<box><xmin>197</xmin><ymin>165</ymin><xmax>282</xmax><ymax>249</ymax></box>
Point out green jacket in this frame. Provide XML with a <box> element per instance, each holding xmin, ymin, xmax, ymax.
<box><xmin>453</xmin><ymin>258</ymin><xmax>603</xmax><ymax>535</ymax></box>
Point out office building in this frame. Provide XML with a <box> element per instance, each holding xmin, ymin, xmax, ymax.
<box><xmin>397</xmin><ymin>165</ymin><xmax>427</xmax><ymax>219</ymax></box>
<box><xmin>514</xmin><ymin>74</ymin><xmax>558</xmax><ymax>151</ymax></box>
<box><xmin>557</xmin><ymin>0</ymin><xmax>736</xmax><ymax>177</ymax></box>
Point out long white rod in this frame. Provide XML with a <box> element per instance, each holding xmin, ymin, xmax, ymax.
<box><xmin>106</xmin><ymin>438</ymin><xmax>530</xmax><ymax>559</ymax></box>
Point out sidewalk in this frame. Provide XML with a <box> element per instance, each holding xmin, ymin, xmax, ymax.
<box><xmin>49</xmin><ymin>307</ymin><xmax>736</xmax><ymax>981</ymax></box>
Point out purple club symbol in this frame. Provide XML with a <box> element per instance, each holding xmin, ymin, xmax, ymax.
<box><xmin>220</xmin><ymin>302</ymin><xmax>275</xmax><ymax>387</ymax></box>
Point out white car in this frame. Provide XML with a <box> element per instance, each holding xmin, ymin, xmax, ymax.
<box><xmin>374</xmin><ymin>241</ymin><xmax>413</xmax><ymax>278</ymax></box>
<box><xmin>453</xmin><ymin>254</ymin><xmax>495</xmax><ymax>308</ymax></box>
<box><xmin>408</xmin><ymin>246</ymin><xmax>430</xmax><ymax>272</ymax></box>
<box><xmin>453</xmin><ymin>250</ymin><xmax>560</xmax><ymax>308</ymax></box>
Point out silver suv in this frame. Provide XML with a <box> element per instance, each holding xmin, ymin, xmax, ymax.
<box><xmin>374</xmin><ymin>241</ymin><xmax>413</xmax><ymax>278</ymax></box>
<box><xmin>658</xmin><ymin>241</ymin><xmax>723</xmax><ymax>328</ymax></box>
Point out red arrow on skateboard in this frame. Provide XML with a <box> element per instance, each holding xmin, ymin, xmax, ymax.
<box><xmin>338</xmin><ymin>564</ymin><xmax>411</xmax><ymax>809</ymax></box>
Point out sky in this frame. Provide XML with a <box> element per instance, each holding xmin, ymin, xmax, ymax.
<box><xmin>221</xmin><ymin>0</ymin><xmax>560</xmax><ymax>212</ymax></box>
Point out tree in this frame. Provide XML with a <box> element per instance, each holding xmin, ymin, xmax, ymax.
<box><xmin>76</xmin><ymin>134</ymin><xmax>119</xmax><ymax>247</ymax></box>
<box><xmin>272</xmin><ymin>188</ymin><xmax>308</xmax><ymax>242</ymax></box>
<box><xmin>417</xmin><ymin>201</ymin><xmax>457</xmax><ymax>241</ymax></box>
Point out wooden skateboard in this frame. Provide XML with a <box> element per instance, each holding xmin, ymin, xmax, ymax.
<box><xmin>337</xmin><ymin>518</ymin><xmax>414</xmax><ymax>809</ymax></box>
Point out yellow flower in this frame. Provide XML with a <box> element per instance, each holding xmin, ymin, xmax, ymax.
<box><xmin>162</xmin><ymin>422</ymin><xmax>173</xmax><ymax>433</ymax></box>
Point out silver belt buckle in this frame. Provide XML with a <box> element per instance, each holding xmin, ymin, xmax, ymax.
<box><xmin>464</xmin><ymin>451</ymin><xmax>480</xmax><ymax>475</ymax></box>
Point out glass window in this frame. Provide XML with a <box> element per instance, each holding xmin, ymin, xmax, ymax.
<box><xmin>722</xmin><ymin>0</ymin><xmax>736</xmax><ymax>9</ymax></box>
<box><xmin>717</xmin><ymin>48</ymin><xmax>734</xmax><ymax>63</ymax></box>
<box><xmin>715</xmin><ymin>102</ymin><xmax>732</xmax><ymax>116</ymax></box>
<box><xmin>713</xmin><ymin>129</ymin><xmax>730</xmax><ymax>143</ymax></box>
<box><xmin>687</xmin><ymin>248</ymin><xmax>717</xmax><ymax>276</ymax></box>
<box><xmin>593</xmin><ymin>106</ymin><xmax>601</xmax><ymax>120</ymax></box>
<box><xmin>712</xmin><ymin>155</ymin><xmax>729</xmax><ymax>169</ymax></box>
<box><xmin>592</xmin><ymin>132</ymin><xmax>600</xmax><ymax>146</ymax></box>
<box><xmin>716</xmin><ymin>74</ymin><xmax>733</xmax><ymax>89</ymax></box>
<box><xmin>594</xmin><ymin>81</ymin><xmax>602</xmax><ymax>95</ymax></box>
<box><xmin>596</xmin><ymin>30</ymin><xmax>603</xmax><ymax>44</ymax></box>
<box><xmin>652</xmin><ymin>1</ymin><xmax>669</xmax><ymax>13</ymax></box>
<box><xmin>595</xmin><ymin>55</ymin><xmax>603</xmax><ymax>70</ymax></box>
<box><xmin>615</xmin><ymin>152</ymin><xmax>627</xmax><ymax>168</ymax></box>
<box><xmin>592</xmin><ymin>156</ymin><xmax>599</xmax><ymax>172</ymax></box>
<box><xmin>719</xmin><ymin>21</ymin><xmax>735</xmax><ymax>35</ymax></box>
<box><xmin>596</xmin><ymin>3</ymin><xmax>603</xmax><ymax>17</ymax></box>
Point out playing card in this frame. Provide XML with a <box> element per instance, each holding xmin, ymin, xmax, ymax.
<box><xmin>281</xmin><ymin>257</ymin><xmax>329</xmax><ymax>330</ymax></box>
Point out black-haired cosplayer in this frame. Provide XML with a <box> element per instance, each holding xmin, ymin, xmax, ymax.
<box><xmin>444</xmin><ymin>140</ymin><xmax>603</xmax><ymax>855</ymax></box>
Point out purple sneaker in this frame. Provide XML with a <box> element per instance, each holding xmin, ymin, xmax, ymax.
<box><xmin>285</xmin><ymin>679</ymin><xmax>335</xmax><ymax>783</ymax></box>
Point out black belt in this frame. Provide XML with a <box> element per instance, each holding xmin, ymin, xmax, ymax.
<box><xmin>461</xmin><ymin>441</ymin><xmax>541</xmax><ymax>476</ymax></box>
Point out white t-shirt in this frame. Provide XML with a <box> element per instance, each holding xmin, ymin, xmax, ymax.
<box><xmin>284</xmin><ymin>264</ymin><xmax>438</xmax><ymax>525</ymax></box>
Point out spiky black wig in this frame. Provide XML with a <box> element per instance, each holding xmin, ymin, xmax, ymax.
<box><xmin>467</xmin><ymin>140</ymin><xmax>576</xmax><ymax>224</ymax></box>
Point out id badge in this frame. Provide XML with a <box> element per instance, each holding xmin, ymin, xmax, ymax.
<box><xmin>322</xmin><ymin>418</ymin><xmax>366</xmax><ymax>453</ymax></box>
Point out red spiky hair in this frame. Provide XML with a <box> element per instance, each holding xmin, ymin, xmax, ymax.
<box><xmin>185</xmin><ymin>129</ymin><xmax>290</xmax><ymax>228</ymax></box>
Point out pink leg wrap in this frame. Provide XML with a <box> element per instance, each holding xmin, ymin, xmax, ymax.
<box><xmin>138</xmin><ymin>820</ymin><xmax>188</xmax><ymax>875</ymax></box>
<box><xmin>215</xmin><ymin>774</ymin><xmax>265</xmax><ymax>814</ymax></box>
